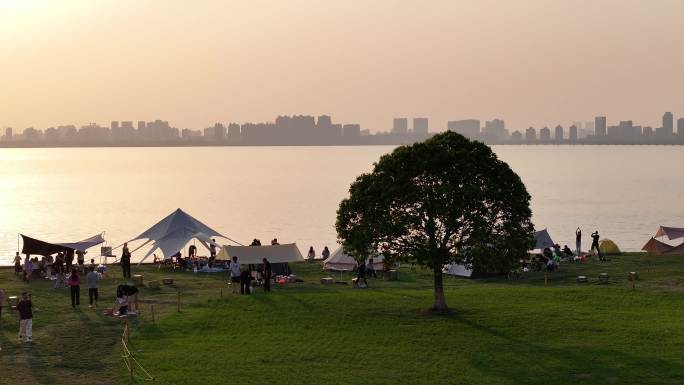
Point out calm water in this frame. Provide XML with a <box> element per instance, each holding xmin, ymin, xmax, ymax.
<box><xmin>0</xmin><ymin>146</ymin><xmax>682</xmax><ymax>265</ymax></box>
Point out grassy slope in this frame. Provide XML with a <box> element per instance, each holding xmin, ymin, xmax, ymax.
<box><xmin>2</xmin><ymin>254</ymin><xmax>684</xmax><ymax>384</ymax></box>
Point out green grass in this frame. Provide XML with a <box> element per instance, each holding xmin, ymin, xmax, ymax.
<box><xmin>2</xmin><ymin>254</ymin><xmax>684</xmax><ymax>384</ymax></box>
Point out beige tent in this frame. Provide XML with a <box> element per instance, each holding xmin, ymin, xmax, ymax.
<box><xmin>642</xmin><ymin>226</ymin><xmax>684</xmax><ymax>255</ymax></box>
<box><xmin>323</xmin><ymin>247</ymin><xmax>385</xmax><ymax>271</ymax></box>
<box><xmin>216</xmin><ymin>243</ymin><xmax>304</xmax><ymax>264</ymax></box>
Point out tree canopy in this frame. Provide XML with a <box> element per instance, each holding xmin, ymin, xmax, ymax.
<box><xmin>336</xmin><ymin>131</ymin><xmax>534</xmax><ymax>311</ymax></box>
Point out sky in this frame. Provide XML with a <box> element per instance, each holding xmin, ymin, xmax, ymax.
<box><xmin>1</xmin><ymin>0</ymin><xmax>683</xmax><ymax>132</ymax></box>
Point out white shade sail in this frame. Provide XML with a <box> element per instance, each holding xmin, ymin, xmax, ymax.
<box><xmin>217</xmin><ymin>243</ymin><xmax>304</xmax><ymax>264</ymax></box>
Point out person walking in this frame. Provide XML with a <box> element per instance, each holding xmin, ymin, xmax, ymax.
<box><xmin>575</xmin><ymin>227</ymin><xmax>582</xmax><ymax>257</ymax></box>
<box><xmin>67</xmin><ymin>269</ymin><xmax>81</xmax><ymax>309</ymax></box>
<box><xmin>17</xmin><ymin>292</ymin><xmax>33</xmax><ymax>343</ymax></box>
<box><xmin>262</xmin><ymin>258</ymin><xmax>272</xmax><ymax>292</ymax></box>
<box><xmin>86</xmin><ymin>266</ymin><xmax>100</xmax><ymax>308</ymax></box>
<box><xmin>121</xmin><ymin>243</ymin><xmax>131</xmax><ymax>279</ymax></box>
<box><xmin>229</xmin><ymin>256</ymin><xmax>241</xmax><ymax>294</ymax></box>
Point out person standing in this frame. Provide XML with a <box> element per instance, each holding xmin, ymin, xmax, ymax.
<box><xmin>366</xmin><ymin>258</ymin><xmax>377</xmax><ymax>278</ymax></box>
<box><xmin>229</xmin><ymin>256</ymin><xmax>241</xmax><ymax>294</ymax></box>
<box><xmin>240</xmin><ymin>267</ymin><xmax>253</xmax><ymax>295</ymax></box>
<box><xmin>86</xmin><ymin>266</ymin><xmax>100</xmax><ymax>308</ymax></box>
<box><xmin>209</xmin><ymin>239</ymin><xmax>217</xmax><ymax>267</ymax></box>
<box><xmin>17</xmin><ymin>292</ymin><xmax>33</xmax><ymax>343</ymax></box>
<box><xmin>13</xmin><ymin>252</ymin><xmax>22</xmax><ymax>275</ymax></box>
<box><xmin>262</xmin><ymin>258</ymin><xmax>272</xmax><ymax>292</ymax></box>
<box><xmin>53</xmin><ymin>254</ymin><xmax>66</xmax><ymax>289</ymax></box>
<box><xmin>575</xmin><ymin>227</ymin><xmax>582</xmax><ymax>257</ymax></box>
<box><xmin>591</xmin><ymin>230</ymin><xmax>604</xmax><ymax>260</ymax></box>
<box><xmin>356</xmin><ymin>260</ymin><xmax>368</xmax><ymax>287</ymax></box>
<box><xmin>67</xmin><ymin>269</ymin><xmax>81</xmax><ymax>309</ymax></box>
<box><xmin>65</xmin><ymin>250</ymin><xmax>74</xmax><ymax>272</ymax></box>
<box><xmin>23</xmin><ymin>255</ymin><xmax>33</xmax><ymax>283</ymax></box>
<box><xmin>121</xmin><ymin>243</ymin><xmax>131</xmax><ymax>279</ymax></box>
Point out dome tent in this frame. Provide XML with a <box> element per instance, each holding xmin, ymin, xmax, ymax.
<box><xmin>599</xmin><ymin>239</ymin><xmax>621</xmax><ymax>255</ymax></box>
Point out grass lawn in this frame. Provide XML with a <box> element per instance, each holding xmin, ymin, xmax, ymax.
<box><xmin>2</xmin><ymin>254</ymin><xmax>684</xmax><ymax>384</ymax></box>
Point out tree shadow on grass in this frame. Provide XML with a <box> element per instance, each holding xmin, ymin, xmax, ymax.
<box><xmin>448</xmin><ymin>313</ymin><xmax>684</xmax><ymax>385</ymax></box>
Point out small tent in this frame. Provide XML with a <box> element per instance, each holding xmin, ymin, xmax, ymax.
<box><xmin>20</xmin><ymin>233</ymin><xmax>105</xmax><ymax>256</ymax></box>
<box><xmin>217</xmin><ymin>243</ymin><xmax>304</xmax><ymax>276</ymax></box>
<box><xmin>443</xmin><ymin>263</ymin><xmax>473</xmax><ymax>278</ymax></box>
<box><xmin>599</xmin><ymin>239</ymin><xmax>621</xmax><ymax>254</ymax></box>
<box><xmin>532</xmin><ymin>229</ymin><xmax>555</xmax><ymax>251</ymax></box>
<box><xmin>322</xmin><ymin>248</ymin><xmax>384</xmax><ymax>271</ymax></box>
<box><xmin>127</xmin><ymin>208</ymin><xmax>231</xmax><ymax>264</ymax></box>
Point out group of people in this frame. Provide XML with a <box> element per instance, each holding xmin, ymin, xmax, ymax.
<box><xmin>526</xmin><ymin>228</ymin><xmax>606</xmax><ymax>272</ymax></box>
<box><xmin>227</xmin><ymin>256</ymin><xmax>272</xmax><ymax>295</ymax></box>
<box><xmin>306</xmin><ymin>246</ymin><xmax>331</xmax><ymax>261</ymax></box>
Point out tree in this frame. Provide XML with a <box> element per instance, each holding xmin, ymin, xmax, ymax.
<box><xmin>336</xmin><ymin>132</ymin><xmax>534</xmax><ymax>311</ymax></box>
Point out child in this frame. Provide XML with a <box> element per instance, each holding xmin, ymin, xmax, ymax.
<box><xmin>17</xmin><ymin>292</ymin><xmax>33</xmax><ymax>343</ymax></box>
<box><xmin>67</xmin><ymin>269</ymin><xmax>81</xmax><ymax>309</ymax></box>
<box><xmin>86</xmin><ymin>266</ymin><xmax>100</xmax><ymax>308</ymax></box>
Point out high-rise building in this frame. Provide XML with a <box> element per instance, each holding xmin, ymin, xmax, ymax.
<box><xmin>663</xmin><ymin>112</ymin><xmax>674</xmax><ymax>136</ymax></box>
<box><xmin>554</xmin><ymin>125</ymin><xmax>563</xmax><ymax>140</ymax></box>
<box><xmin>594</xmin><ymin>116</ymin><xmax>607</xmax><ymax>137</ymax></box>
<box><xmin>539</xmin><ymin>127</ymin><xmax>551</xmax><ymax>141</ymax></box>
<box><xmin>511</xmin><ymin>131</ymin><xmax>523</xmax><ymax>142</ymax></box>
<box><xmin>317</xmin><ymin>115</ymin><xmax>332</xmax><ymax>129</ymax></box>
<box><xmin>3</xmin><ymin>127</ymin><xmax>12</xmax><ymax>141</ymax></box>
<box><xmin>448</xmin><ymin>119</ymin><xmax>480</xmax><ymax>139</ymax></box>
<box><xmin>525</xmin><ymin>127</ymin><xmax>536</xmax><ymax>142</ymax></box>
<box><xmin>343</xmin><ymin>124</ymin><xmax>361</xmax><ymax>138</ymax></box>
<box><xmin>678</xmin><ymin>118</ymin><xmax>684</xmax><ymax>136</ymax></box>
<box><xmin>482</xmin><ymin>119</ymin><xmax>507</xmax><ymax>141</ymax></box>
<box><xmin>413</xmin><ymin>118</ymin><xmax>428</xmax><ymax>136</ymax></box>
<box><xmin>392</xmin><ymin>118</ymin><xmax>408</xmax><ymax>135</ymax></box>
<box><xmin>569</xmin><ymin>125</ymin><xmax>578</xmax><ymax>142</ymax></box>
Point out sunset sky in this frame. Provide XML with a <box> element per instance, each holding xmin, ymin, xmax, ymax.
<box><xmin>1</xmin><ymin>0</ymin><xmax>683</xmax><ymax>132</ymax></box>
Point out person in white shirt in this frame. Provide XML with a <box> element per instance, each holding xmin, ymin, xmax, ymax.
<box><xmin>229</xmin><ymin>256</ymin><xmax>241</xmax><ymax>294</ymax></box>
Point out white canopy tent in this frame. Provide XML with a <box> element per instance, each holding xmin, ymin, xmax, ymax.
<box><xmin>127</xmin><ymin>208</ymin><xmax>233</xmax><ymax>264</ymax></box>
<box><xmin>216</xmin><ymin>243</ymin><xmax>304</xmax><ymax>264</ymax></box>
<box><xmin>323</xmin><ymin>247</ymin><xmax>385</xmax><ymax>271</ymax></box>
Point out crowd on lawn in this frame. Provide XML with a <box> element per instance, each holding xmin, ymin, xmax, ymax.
<box><xmin>523</xmin><ymin>228</ymin><xmax>606</xmax><ymax>273</ymax></box>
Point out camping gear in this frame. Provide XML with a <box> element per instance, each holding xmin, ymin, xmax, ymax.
<box><xmin>8</xmin><ymin>296</ymin><xmax>18</xmax><ymax>309</ymax></box>
<box><xmin>162</xmin><ymin>278</ymin><xmax>174</xmax><ymax>285</ymax></box>
<box><xmin>323</xmin><ymin>248</ymin><xmax>384</xmax><ymax>271</ymax></box>
<box><xmin>19</xmin><ymin>233</ymin><xmax>105</xmax><ymax>257</ymax></box>
<box><xmin>532</xmin><ymin>229</ymin><xmax>555</xmax><ymax>251</ymax></box>
<box><xmin>125</xmin><ymin>208</ymin><xmax>233</xmax><ymax>264</ymax></box>
<box><xmin>132</xmin><ymin>275</ymin><xmax>144</xmax><ymax>286</ymax></box>
<box><xmin>599</xmin><ymin>239</ymin><xmax>621</xmax><ymax>255</ymax></box>
<box><xmin>320</xmin><ymin>277</ymin><xmax>334</xmax><ymax>285</ymax></box>
<box><xmin>628</xmin><ymin>272</ymin><xmax>639</xmax><ymax>281</ymax></box>
<box><xmin>599</xmin><ymin>273</ymin><xmax>609</xmax><ymax>284</ymax></box>
<box><xmin>642</xmin><ymin>226</ymin><xmax>684</xmax><ymax>255</ymax></box>
<box><xmin>576</xmin><ymin>276</ymin><xmax>588</xmax><ymax>283</ymax></box>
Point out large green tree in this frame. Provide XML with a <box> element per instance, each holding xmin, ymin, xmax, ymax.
<box><xmin>336</xmin><ymin>132</ymin><xmax>534</xmax><ymax>311</ymax></box>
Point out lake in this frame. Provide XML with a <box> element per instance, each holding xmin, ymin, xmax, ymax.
<box><xmin>0</xmin><ymin>145</ymin><xmax>682</xmax><ymax>265</ymax></box>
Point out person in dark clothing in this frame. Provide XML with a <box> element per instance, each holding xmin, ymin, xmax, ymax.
<box><xmin>366</xmin><ymin>258</ymin><xmax>378</xmax><ymax>278</ymax></box>
<box><xmin>240</xmin><ymin>269</ymin><xmax>252</xmax><ymax>295</ymax></box>
<box><xmin>121</xmin><ymin>243</ymin><xmax>132</xmax><ymax>278</ymax></box>
<box><xmin>591</xmin><ymin>231</ymin><xmax>604</xmax><ymax>261</ymax></box>
<box><xmin>262</xmin><ymin>258</ymin><xmax>272</xmax><ymax>292</ymax></box>
<box><xmin>188</xmin><ymin>244</ymin><xmax>197</xmax><ymax>259</ymax></box>
<box><xmin>357</xmin><ymin>260</ymin><xmax>368</xmax><ymax>287</ymax></box>
<box><xmin>67</xmin><ymin>269</ymin><xmax>81</xmax><ymax>308</ymax></box>
<box><xmin>17</xmin><ymin>292</ymin><xmax>33</xmax><ymax>342</ymax></box>
<box><xmin>65</xmin><ymin>250</ymin><xmax>74</xmax><ymax>271</ymax></box>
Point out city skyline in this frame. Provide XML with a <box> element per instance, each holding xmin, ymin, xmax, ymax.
<box><xmin>3</xmin><ymin>110</ymin><xmax>684</xmax><ymax>146</ymax></box>
<box><xmin>2</xmin><ymin>0</ymin><xmax>684</xmax><ymax>133</ymax></box>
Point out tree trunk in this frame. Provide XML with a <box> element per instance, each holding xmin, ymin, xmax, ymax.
<box><xmin>431</xmin><ymin>264</ymin><xmax>449</xmax><ymax>312</ymax></box>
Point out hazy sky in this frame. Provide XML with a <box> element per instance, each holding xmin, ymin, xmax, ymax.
<box><xmin>1</xmin><ymin>0</ymin><xmax>683</xmax><ymax>132</ymax></box>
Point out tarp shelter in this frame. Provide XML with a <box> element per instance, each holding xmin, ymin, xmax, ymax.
<box><xmin>642</xmin><ymin>226</ymin><xmax>684</xmax><ymax>255</ymax></box>
<box><xmin>642</xmin><ymin>237</ymin><xmax>684</xmax><ymax>255</ymax></box>
<box><xmin>20</xmin><ymin>233</ymin><xmax>105</xmax><ymax>256</ymax></box>
<box><xmin>654</xmin><ymin>226</ymin><xmax>684</xmax><ymax>240</ymax></box>
<box><xmin>322</xmin><ymin>248</ymin><xmax>385</xmax><ymax>271</ymax></box>
<box><xmin>443</xmin><ymin>263</ymin><xmax>473</xmax><ymax>278</ymax></box>
<box><xmin>217</xmin><ymin>243</ymin><xmax>304</xmax><ymax>276</ymax></box>
<box><xmin>128</xmin><ymin>208</ymin><xmax>227</xmax><ymax>263</ymax></box>
<box><xmin>532</xmin><ymin>229</ymin><xmax>555</xmax><ymax>251</ymax></box>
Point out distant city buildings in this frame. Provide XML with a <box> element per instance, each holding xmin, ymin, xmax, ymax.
<box><xmin>2</xmin><ymin>111</ymin><xmax>684</xmax><ymax>147</ymax></box>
